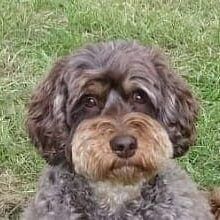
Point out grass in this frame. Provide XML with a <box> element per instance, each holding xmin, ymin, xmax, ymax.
<box><xmin>0</xmin><ymin>0</ymin><xmax>219</xmax><ymax>218</ymax></box>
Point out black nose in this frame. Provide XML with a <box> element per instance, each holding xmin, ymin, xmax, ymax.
<box><xmin>110</xmin><ymin>135</ymin><xmax>137</xmax><ymax>158</ymax></box>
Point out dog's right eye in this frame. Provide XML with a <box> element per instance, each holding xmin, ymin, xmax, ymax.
<box><xmin>83</xmin><ymin>96</ymin><xmax>98</xmax><ymax>108</ymax></box>
<box><xmin>132</xmin><ymin>89</ymin><xmax>147</xmax><ymax>104</ymax></box>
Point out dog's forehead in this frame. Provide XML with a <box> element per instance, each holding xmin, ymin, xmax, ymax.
<box><xmin>68</xmin><ymin>62</ymin><xmax>157</xmax><ymax>88</ymax></box>
<box><xmin>64</xmin><ymin>42</ymin><xmax>162</xmax><ymax>100</ymax></box>
<box><xmin>67</xmin><ymin>70</ymin><xmax>159</xmax><ymax>98</ymax></box>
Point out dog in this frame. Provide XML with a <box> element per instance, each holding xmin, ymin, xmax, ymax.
<box><xmin>23</xmin><ymin>41</ymin><xmax>215</xmax><ymax>219</ymax></box>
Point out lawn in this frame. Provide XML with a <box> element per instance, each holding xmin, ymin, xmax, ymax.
<box><xmin>0</xmin><ymin>0</ymin><xmax>219</xmax><ymax>218</ymax></box>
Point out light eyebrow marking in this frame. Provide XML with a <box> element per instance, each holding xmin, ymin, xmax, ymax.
<box><xmin>129</xmin><ymin>75</ymin><xmax>151</xmax><ymax>84</ymax></box>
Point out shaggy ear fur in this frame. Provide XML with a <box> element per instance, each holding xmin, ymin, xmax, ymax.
<box><xmin>150</xmin><ymin>50</ymin><xmax>199</xmax><ymax>157</ymax></box>
<box><xmin>26</xmin><ymin>58</ymin><xmax>69</xmax><ymax>164</ymax></box>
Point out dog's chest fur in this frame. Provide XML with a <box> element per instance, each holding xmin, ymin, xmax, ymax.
<box><xmin>90</xmin><ymin>180</ymin><xmax>144</xmax><ymax>214</ymax></box>
<box><xmin>24</xmin><ymin>164</ymin><xmax>214</xmax><ymax>220</ymax></box>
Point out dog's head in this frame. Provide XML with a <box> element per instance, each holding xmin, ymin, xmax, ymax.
<box><xmin>27</xmin><ymin>41</ymin><xmax>198</xmax><ymax>165</ymax></box>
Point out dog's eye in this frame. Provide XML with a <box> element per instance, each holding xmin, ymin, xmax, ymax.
<box><xmin>84</xmin><ymin>96</ymin><xmax>98</xmax><ymax>108</ymax></box>
<box><xmin>132</xmin><ymin>90</ymin><xmax>146</xmax><ymax>104</ymax></box>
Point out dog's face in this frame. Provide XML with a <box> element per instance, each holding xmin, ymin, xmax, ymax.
<box><xmin>27</xmin><ymin>41</ymin><xmax>198</xmax><ymax>165</ymax></box>
<box><xmin>71</xmin><ymin>113</ymin><xmax>173</xmax><ymax>183</ymax></box>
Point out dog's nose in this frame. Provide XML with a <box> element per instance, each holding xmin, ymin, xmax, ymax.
<box><xmin>110</xmin><ymin>135</ymin><xmax>137</xmax><ymax>158</ymax></box>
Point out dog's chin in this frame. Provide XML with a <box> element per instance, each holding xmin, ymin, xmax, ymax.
<box><xmin>73</xmin><ymin>157</ymin><xmax>158</xmax><ymax>185</ymax></box>
<box><xmin>73</xmin><ymin>151</ymin><xmax>166</xmax><ymax>185</ymax></box>
<box><xmin>108</xmin><ymin>166</ymin><xmax>147</xmax><ymax>185</ymax></box>
<box><xmin>102</xmin><ymin>159</ymin><xmax>157</xmax><ymax>185</ymax></box>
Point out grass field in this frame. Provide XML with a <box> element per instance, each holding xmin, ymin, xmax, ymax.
<box><xmin>0</xmin><ymin>0</ymin><xmax>219</xmax><ymax>218</ymax></box>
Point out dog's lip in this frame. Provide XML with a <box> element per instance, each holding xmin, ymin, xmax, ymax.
<box><xmin>110</xmin><ymin>159</ymin><xmax>145</xmax><ymax>171</ymax></box>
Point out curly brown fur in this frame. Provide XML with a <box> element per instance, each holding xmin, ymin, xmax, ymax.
<box><xmin>26</xmin><ymin>41</ymin><xmax>198</xmax><ymax>165</ymax></box>
<box><xmin>203</xmin><ymin>188</ymin><xmax>220</xmax><ymax>220</ymax></box>
<box><xmin>210</xmin><ymin>189</ymin><xmax>220</xmax><ymax>220</ymax></box>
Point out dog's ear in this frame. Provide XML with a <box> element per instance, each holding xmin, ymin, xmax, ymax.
<box><xmin>26</xmin><ymin>58</ymin><xmax>69</xmax><ymax>164</ymax></box>
<box><xmin>150</xmin><ymin>50</ymin><xmax>199</xmax><ymax>157</ymax></box>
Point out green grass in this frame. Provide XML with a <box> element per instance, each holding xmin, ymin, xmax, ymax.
<box><xmin>0</xmin><ymin>0</ymin><xmax>219</xmax><ymax>218</ymax></box>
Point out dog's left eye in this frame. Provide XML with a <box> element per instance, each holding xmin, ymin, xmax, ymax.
<box><xmin>84</xmin><ymin>96</ymin><xmax>98</xmax><ymax>108</ymax></box>
<box><xmin>132</xmin><ymin>90</ymin><xmax>146</xmax><ymax>104</ymax></box>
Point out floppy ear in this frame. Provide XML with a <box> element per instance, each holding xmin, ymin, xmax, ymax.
<box><xmin>26</xmin><ymin>58</ymin><xmax>69</xmax><ymax>164</ymax></box>
<box><xmin>150</xmin><ymin>50</ymin><xmax>199</xmax><ymax>157</ymax></box>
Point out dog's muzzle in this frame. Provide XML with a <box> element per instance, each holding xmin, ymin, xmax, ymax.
<box><xmin>71</xmin><ymin>113</ymin><xmax>173</xmax><ymax>183</ymax></box>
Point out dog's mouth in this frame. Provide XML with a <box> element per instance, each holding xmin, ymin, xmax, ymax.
<box><xmin>106</xmin><ymin>158</ymin><xmax>152</xmax><ymax>184</ymax></box>
<box><xmin>110</xmin><ymin>158</ymin><xmax>146</xmax><ymax>172</ymax></box>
